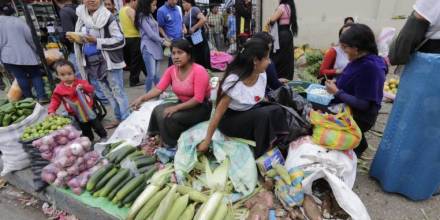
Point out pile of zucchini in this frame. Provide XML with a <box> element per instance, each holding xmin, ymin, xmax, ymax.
<box><xmin>0</xmin><ymin>98</ymin><xmax>36</xmax><ymax>127</ymax></box>
<box><xmin>86</xmin><ymin>142</ymin><xmax>158</xmax><ymax>208</ymax></box>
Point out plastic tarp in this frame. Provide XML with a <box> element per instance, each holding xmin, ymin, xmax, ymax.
<box><xmin>174</xmin><ymin>121</ymin><xmax>258</xmax><ymax>196</ymax></box>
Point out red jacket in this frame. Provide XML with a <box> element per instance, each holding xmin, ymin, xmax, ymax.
<box><xmin>319</xmin><ymin>47</ymin><xmax>338</xmax><ymax>76</ymax></box>
<box><xmin>48</xmin><ymin>79</ymin><xmax>94</xmax><ymax>115</ymax></box>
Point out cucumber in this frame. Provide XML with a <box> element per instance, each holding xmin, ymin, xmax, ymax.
<box><xmin>86</xmin><ymin>164</ymin><xmax>113</xmax><ymax>191</ymax></box>
<box><xmin>128</xmin><ymin>151</ymin><xmax>144</xmax><ymax>159</ymax></box>
<box><xmin>121</xmin><ymin>182</ymin><xmax>147</xmax><ymax>206</ymax></box>
<box><xmin>108</xmin><ymin>173</ymin><xmax>135</xmax><ymax>200</ymax></box>
<box><xmin>95</xmin><ymin>167</ymin><xmax>119</xmax><ymax>191</ymax></box>
<box><xmin>142</xmin><ymin>165</ymin><xmax>158</xmax><ymax>180</ymax></box>
<box><xmin>93</xmin><ymin>188</ymin><xmax>103</xmax><ymax>197</ymax></box>
<box><xmin>124</xmin><ymin>202</ymin><xmax>133</xmax><ymax>208</ymax></box>
<box><xmin>102</xmin><ymin>145</ymin><xmax>112</xmax><ymax>156</ymax></box>
<box><xmin>135</xmin><ymin>157</ymin><xmax>156</xmax><ymax>168</ymax></box>
<box><xmin>100</xmin><ymin>168</ymin><xmax>130</xmax><ymax>197</ymax></box>
<box><xmin>113</xmin><ymin>174</ymin><xmax>146</xmax><ymax>204</ymax></box>
<box><xmin>138</xmin><ymin>164</ymin><xmax>155</xmax><ymax>174</ymax></box>
<box><xmin>115</xmin><ymin>146</ymin><xmax>136</xmax><ymax>164</ymax></box>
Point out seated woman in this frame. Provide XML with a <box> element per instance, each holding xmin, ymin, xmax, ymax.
<box><xmin>319</xmin><ymin>23</ymin><xmax>353</xmax><ymax>82</ymax></box>
<box><xmin>325</xmin><ymin>23</ymin><xmax>387</xmax><ymax>158</ymax></box>
<box><xmin>131</xmin><ymin>39</ymin><xmax>212</xmax><ymax>148</ymax></box>
<box><xmin>198</xmin><ymin>38</ymin><xmax>290</xmax><ymax>157</ymax></box>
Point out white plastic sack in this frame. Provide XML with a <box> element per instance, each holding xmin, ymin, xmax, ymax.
<box><xmin>95</xmin><ymin>100</ymin><xmax>162</xmax><ymax>153</ymax></box>
<box><xmin>285</xmin><ymin>136</ymin><xmax>370</xmax><ymax>220</ymax></box>
<box><xmin>0</xmin><ymin>103</ymin><xmax>47</xmax><ymax>176</ymax></box>
<box><xmin>285</xmin><ymin>136</ymin><xmax>357</xmax><ymax>188</ymax></box>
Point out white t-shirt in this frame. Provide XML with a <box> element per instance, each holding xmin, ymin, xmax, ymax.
<box><xmin>222</xmin><ymin>73</ymin><xmax>267</xmax><ymax>111</ymax></box>
<box><xmin>414</xmin><ymin>0</ymin><xmax>440</xmax><ymax>39</ymax></box>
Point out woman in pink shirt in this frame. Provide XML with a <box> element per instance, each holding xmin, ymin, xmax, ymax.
<box><xmin>131</xmin><ymin>39</ymin><xmax>212</xmax><ymax>147</ymax></box>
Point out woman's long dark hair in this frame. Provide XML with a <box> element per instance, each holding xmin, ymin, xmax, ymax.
<box><xmin>134</xmin><ymin>0</ymin><xmax>153</xmax><ymax>30</ymax></box>
<box><xmin>279</xmin><ymin>0</ymin><xmax>298</xmax><ymax>36</ymax></box>
<box><xmin>217</xmin><ymin>38</ymin><xmax>269</xmax><ymax>105</ymax></box>
<box><xmin>339</xmin><ymin>23</ymin><xmax>378</xmax><ymax>55</ymax></box>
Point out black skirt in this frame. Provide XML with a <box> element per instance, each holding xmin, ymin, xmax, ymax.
<box><xmin>148</xmin><ymin>101</ymin><xmax>212</xmax><ymax>147</ymax></box>
<box><xmin>271</xmin><ymin>25</ymin><xmax>294</xmax><ymax>80</ymax></box>
<box><xmin>218</xmin><ymin>103</ymin><xmax>290</xmax><ymax>157</ymax></box>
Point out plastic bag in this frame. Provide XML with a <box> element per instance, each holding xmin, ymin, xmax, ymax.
<box><xmin>377</xmin><ymin>27</ymin><xmax>396</xmax><ymax>58</ymax></box>
<box><xmin>174</xmin><ymin>121</ymin><xmax>258</xmax><ymax>196</ymax></box>
<box><xmin>0</xmin><ymin>103</ymin><xmax>46</xmax><ymax>176</ymax></box>
<box><xmin>7</xmin><ymin>79</ymin><xmax>22</xmax><ymax>102</ymax></box>
<box><xmin>310</xmin><ymin>105</ymin><xmax>362</xmax><ymax>150</ymax></box>
<box><xmin>95</xmin><ymin>100</ymin><xmax>162</xmax><ymax>154</ymax></box>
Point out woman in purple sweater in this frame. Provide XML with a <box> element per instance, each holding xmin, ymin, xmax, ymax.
<box><xmin>135</xmin><ymin>0</ymin><xmax>171</xmax><ymax>92</ymax></box>
<box><xmin>325</xmin><ymin>23</ymin><xmax>387</xmax><ymax>158</ymax></box>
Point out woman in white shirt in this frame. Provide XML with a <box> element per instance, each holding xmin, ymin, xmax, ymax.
<box><xmin>198</xmin><ymin>38</ymin><xmax>290</xmax><ymax>157</ymax></box>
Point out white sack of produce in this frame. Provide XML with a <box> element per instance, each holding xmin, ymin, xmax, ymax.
<box><xmin>95</xmin><ymin>100</ymin><xmax>162</xmax><ymax>153</ymax></box>
<box><xmin>0</xmin><ymin>103</ymin><xmax>47</xmax><ymax>176</ymax></box>
<box><xmin>286</xmin><ymin>136</ymin><xmax>370</xmax><ymax>220</ymax></box>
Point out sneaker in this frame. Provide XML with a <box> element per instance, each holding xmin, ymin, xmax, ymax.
<box><xmin>38</xmin><ymin>98</ymin><xmax>50</xmax><ymax>105</ymax></box>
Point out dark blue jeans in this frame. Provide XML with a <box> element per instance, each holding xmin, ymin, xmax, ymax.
<box><xmin>3</xmin><ymin>64</ymin><xmax>47</xmax><ymax>99</ymax></box>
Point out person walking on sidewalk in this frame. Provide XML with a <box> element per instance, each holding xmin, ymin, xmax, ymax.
<box><xmin>70</xmin><ymin>0</ymin><xmax>130</xmax><ymax>129</ymax></box>
<box><xmin>0</xmin><ymin>4</ymin><xmax>49</xmax><ymax>103</ymax></box>
<box><xmin>135</xmin><ymin>0</ymin><xmax>171</xmax><ymax>92</ymax></box>
<box><xmin>207</xmin><ymin>4</ymin><xmax>224</xmax><ymax>50</ymax></box>
<box><xmin>157</xmin><ymin>0</ymin><xmax>185</xmax><ymax>66</ymax></box>
<box><xmin>48</xmin><ymin>60</ymin><xmax>107</xmax><ymax>142</ymax></box>
<box><xmin>55</xmin><ymin>0</ymin><xmax>109</xmax><ymax>104</ymax></box>
<box><xmin>119</xmin><ymin>0</ymin><xmax>148</xmax><ymax>87</ymax></box>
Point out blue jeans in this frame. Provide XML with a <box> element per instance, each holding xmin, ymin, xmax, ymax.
<box><xmin>3</xmin><ymin>64</ymin><xmax>46</xmax><ymax>100</ymax></box>
<box><xmin>97</xmin><ymin>69</ymin><xmax>130</xmax><ymax>121</ymax></box>
<box><xmin>89</xmin><ymin>78</ymin><xmax>109</xmax><ymax>104</ymax></box>
<box><xmin>141</xmin><ymin>48</ymin><xmax>161</xmax><ymax>92</ymax></box>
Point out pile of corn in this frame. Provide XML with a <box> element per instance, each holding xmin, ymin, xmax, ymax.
<box><xmin>127</xmin><ymin>165</ymin><xmax>232</xmax><ymax>220</ymax></box>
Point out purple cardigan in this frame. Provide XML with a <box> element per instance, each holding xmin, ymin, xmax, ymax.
<box><xmin>139</xmin><ymin>14</ymin><xmax>164</xmax><ymax>60</ymax></box>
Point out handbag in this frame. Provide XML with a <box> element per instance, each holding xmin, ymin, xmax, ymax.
<box><xmin>190</xmin><ymin>8</ymin><xmax>203</xmax><ymax>45</ymax></box>
<box><xmin>310</xmin><ymin>105</ymin><xmax>362</xmax><ymax>150</ymax></box>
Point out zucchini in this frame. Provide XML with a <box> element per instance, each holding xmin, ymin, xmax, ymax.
<box><xmin>101</xmin><ymin>145</ymin><xmax>112</xmax><ymax>156</ymax></box>
<box><xmin>93</xmin><ymin>188</ymin><xmax>103</xmax><ymax>197</ymax></box>
<box><xmin>113</xmin><ymin>174</ymin><xmax>146</xmax><ymax>204</ymax></box>
<box><xmin>142</xmin><ymin>165</ymin><xmax>158</xmax><ymax>180</ymax></box>
<box><xmin>86</xmin><ymin>164</ymin><xmax>113</xmax><ymax>191</ymax></box>
<box><xmin>138</xmin><ymin>164</ymin><xmax>155</xmax><ymax>174</ymax></box>
<box><xmin>135</xmin><ymin>157</ymin><xmax>156</xmax><ymax>168</ymax></box>
<box><xmin>100</xmin><ymin>168</ymin><xmax>130</xmax><ymax>197</ymax></box>
<box><xmin>115</xmin><ymin>146</ymin><xmax>136</xmax><ymax>164</ymax></box>
<box><xmin>128</xmin><ymin>151</ymin><xmax>144</xmax><ymax>159</ymax></box>
<box><xmin>108</xmin><ymin>173</ymin><xmax>135</xmax><ymax>200</ymax></box>
<box><xmin>95</xmin><ymin>167</ymin><xmax>119</xmax><ymax>191</ymax></box>
<box><xmin>121</xmin><ymin>182</ymin><xmax>147</xmax><ymax>206</ymax></box>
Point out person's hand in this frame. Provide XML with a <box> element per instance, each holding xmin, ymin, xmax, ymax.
<box><xmin>163</xmin><ymin>40</ymin><xmax>171</xmax><ymax>47</ymax></box>
<box><xmin>163</xmin><ymin>106</ymin><xmax>179</xmax><ymax>118</ymax></box>
<box><xmin>197</xmin><ymin>139</ymin><xmax>210</xmax><ymax>152</ymax></box>
<box><xmin>183</xmin><ymin>27</ymin><xmax>188</xmax><ymax>35</ymax></box>
<box><xmin>66</xmin><ymin>34</ymin><xmax>75</xmax><ymax>42</ymax></box>
<box><xmin>189</xmin><ymin>27</ymin><xmax>196</xmax><ymax>34</ymax></box>
<box><xmin>325</xmin><ymin>80</ymin><xmax>339</xmax><ymax>95</ymax></box>
<box><xmin>83</xmin><ymin>35</ymin><xmax>97</xmax><ymax>43</ymax></box>
<box><xmin>335</xmin><ymin>69</ymin><xmax>343</xmax><ymax>74</ymax></box>
<box><xmin>76</xmin><ymin>84</ymin><xmax>83</xmax><ymax>90</ymax></box>
<box><xmin>279</xmin><ymin>78</ymin><xmax>290</xmax><ymax>84</ymax></box>
<box><xmin>130</xmin><ymin>96</ymin><xmax>145</xmax><ymax>111</ymax></box>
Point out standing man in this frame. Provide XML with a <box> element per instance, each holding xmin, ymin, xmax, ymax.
<box><xmin>119</xmin><ymin>0</ymin><xmax>147</xmax><ymax>87</ymax></box>
<box><xmin>207</xmin><ymin>4</ymin><xmax>224</xmax><ymax>50</ymax></box>
<box><xmin>157</xmin><ymin>0</ymin><xmax>185</xmax><ymax>65</ymax></box>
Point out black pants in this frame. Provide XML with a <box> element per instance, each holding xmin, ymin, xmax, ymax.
<box><xmin>124</xmin><ymin>37</ymin><xmax>147</xmax><ymax>85</ymax></box>
<box><xmin>148</xmin><ymin>101</ymin><xmax>212</xmax><ymax>147</ymax></box>
<box><xmin>77</xmin><ymin>119</ymin><xmax>107</xmax><ymax>142</ymax></box>
<box><xmin>271</xmin><ymin>25</ymin><xmax>294</xmax><ymax>80</ymax></box>
<box><xmin>218</xmin><ymin>103</ymin><xmax>289</xmax><ymax>158</ymax></box>
<box><xmin>353</xmin><ymin>113</ymin><xmax>377</xmax><ymax>158</ymax></box>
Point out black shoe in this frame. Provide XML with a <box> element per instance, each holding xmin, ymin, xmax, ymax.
<box><xmin>38</xmin><ymin>98</ymin><xmax>50</xmax><ymax>105</ymax></box>
<box><xmin>130</xmin><ymin>82</ymin><xmax>144</xmax><ymax>87</ymax></box>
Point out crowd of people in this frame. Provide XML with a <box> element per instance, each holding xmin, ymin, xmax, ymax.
<box><xmin>0</xmin><ymin>0</ymin><xmax>439</xmax><ymax>203</ymax></box>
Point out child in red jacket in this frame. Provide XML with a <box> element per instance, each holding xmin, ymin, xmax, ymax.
<box><xmin>48</xmin><ymin>60</ymin><xmax>107</xmax><ymax>141</ymax></box>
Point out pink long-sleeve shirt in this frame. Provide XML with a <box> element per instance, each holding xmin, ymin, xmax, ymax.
<box><xmin>156</xmin><ymin>63</ymin><xmax>211</xmax><ymax>103</ymax></box>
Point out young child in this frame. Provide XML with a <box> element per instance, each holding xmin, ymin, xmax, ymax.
<box><xmin>48</xmin><ymin>60</ymin><xmax>107</xmax><ymax>142</ymax></box>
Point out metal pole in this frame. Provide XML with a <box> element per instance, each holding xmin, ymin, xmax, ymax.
<box><xmin>15</xmin><ymin>0</ymin><xmax>55</xmax><ymax>87</ymax></box>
